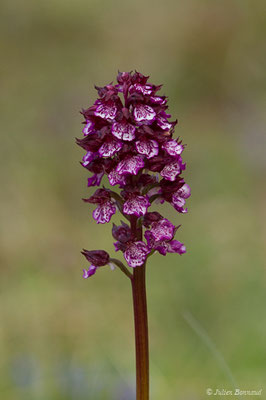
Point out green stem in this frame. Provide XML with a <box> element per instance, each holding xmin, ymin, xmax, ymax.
<box><xmin>131</xmin><ymin>216</ymin><xmax>149</xmax><ymax>400</ymax></box>
<box><xmin>110</xmin><ymin>258</ymin><xmax>133</xmax><ymax>279</ymax></box>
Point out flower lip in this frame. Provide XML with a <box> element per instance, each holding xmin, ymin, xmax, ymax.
<box><xmin>98</xmin><ymin>138</ymin><xmax>122</xmax><ymax>158</ymax></box>
<box><xmin>135</xmin><ymin>139</ymin><xmax>159</xmax><ymax>159</ymax></box>
<box><xmin>162</xmin><ymin>140</ymin><xmax>184</xmax><ymax>156</ymax></box>
<box><xmin>93</xmin><ymin>200</ymin><xmax>116</xmax><ymax>224</ymax></box>
<box><xmin>108</xmin><ymin>169</ymin><xmax>127</xmax><ymax>187</ymax></box>
<box><xmin>111</xmin><ymin>121</ymin><xmax>136</xmax><ymax>141</ymax></box>
<box><xmin>149</xmin><ymin>218</ymin><xmax>175</xmax><ymax>242</ymax></box>
<box><xmin>123</xmin><ymin>195</ymin><xmax>150</xmax><ymax>217</ymax></box>
<box><xmin>83</xmin><ymin>265</ymin><xmax>97</xmax><ymax>278</ymax></box>
<box><xmin>116</xmin><ymin>155</ymin><xmax>145</xmax><ymax>176</ymax></box>
<box><xmin>133</xmin><ymin>104</ymin><xmax>156</xmax><ymax>124</ymax></box>
<box><xmin>94</xmin><ymin>100</ymin><xmax>117</xmax><ymax>120</ymax></box>
<box><xmin>160</xmin><ymin>162</ymin><xmax>181</xmax><ymax>181</ymax></box>
<box><xmin>124</xmin><ymin>241</ymin><xmax>150</xmax><ymax>268</ymax></box>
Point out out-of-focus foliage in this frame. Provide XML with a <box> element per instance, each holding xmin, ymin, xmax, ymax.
<box><xmin>0</xmin><ymin>0</ymin><xmax>265</xmax><ymax>399</ymax></box>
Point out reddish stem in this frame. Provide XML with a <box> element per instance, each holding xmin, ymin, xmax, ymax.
<box><xmin>131</xmin><ymin>216</ymin><xmax>149</xmax><ymax>400</ymax></box>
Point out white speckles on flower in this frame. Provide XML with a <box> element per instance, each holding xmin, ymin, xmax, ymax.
<box><xmin>116</xmin><ymin>155</ymin><xmax>144</xmax><ymax>176</ymax></box>
<box><xmin>149</xmin><ymin>218</ymin><xmax>175</xmax><ymax>241</ymax></box>
<box><xmin>171</xmin><ymin>183</ymin><xmax>191</xmax><ymax>213</ymax></box>
<box><xmin>111</xmin><ymin>122</ymin><xmax>136</xmax><ymax>141</ymax></box>
<box><xmin>162</xmin><ymin>140</ymin><xmax>184</xmax><ymax>156</ymax></box>
<box><xmin>92</xmin><ymin>200</ymin><xmax>116</xmax><ymax>224</ymax></box>
<box><xmin>133</xmin><ymin>104</ymin><xmax>156</xmax><ymax>124</ymax></box>
<box><xmin>108</xmin><ymin>169</ymin><xmax>127</xmax><ymax>186</ymax></box>
<box><xmin>160</xmin><ymin>162</ymin><xmax>181</xmax><ymax>181</ymax></box>
<box><xmin>124</xmin><ymin>241</ymin><xmax>150</xmax><ymax>267</ymax></box>
<box><xmin>135</xmin><ymin>139</ymin><xmax>159</xmax><ymax>159</ymax></box>
<box><xmin>123</xmin><ymin>195</ymin><xmax>150</xmax><ymax>217</ymax></box>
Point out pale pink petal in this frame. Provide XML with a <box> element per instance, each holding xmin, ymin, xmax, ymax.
<box><xmin>133</xmin><ymin>104</ymin><xmax>156</xmax><ymax>124</ymax></box>
<box><xmin>135</xmin><ymin>139</ymin><xmax>159</xmax><ymax>159</ymax></box>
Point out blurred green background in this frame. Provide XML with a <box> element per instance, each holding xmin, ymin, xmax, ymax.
<box><xmin>1</xmin><ymin>0</ymin><xmax>265</xmax><ymax>399</ymax></box>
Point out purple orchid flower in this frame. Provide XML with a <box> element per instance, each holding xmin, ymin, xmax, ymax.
<box><xmin>78</xmin><ymin>71</ymin><xmax>190</xmax><ymax>278</ymax></box>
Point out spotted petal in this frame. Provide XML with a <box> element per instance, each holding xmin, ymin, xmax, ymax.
<box><xmin>123</xmin><ymin>195</ymin><xmax>150</xmax><ymax>217</ymax></box>
<box><xmin>116</xmin><ymin>155</ymin><xmax>144</xmax><ymax>176</ymax></box>
<box><xmin>108</xmin><ymin>169</ymin><xmax>127</xmax><ymax>186</ymax></box>
<box><xmin>149</xmin><ymin>218</ymin><xmax>175</xmax><ymax>241</ymax></box>
<box><xmin>124</xmin><ymin>241</ymin><xmax>150</xmax><ymax>268</ymax></box>
<box><xmin>160</xmin><ymin>162</ymin><xmax>181</xmax><ymax>181</ymax></box>
<box><xmin>162</xmin><ymin>140</ymin><xmax>184</xmax><ymax>156</ymax></box>
<box><xmin>92</xmin><ymin>200</ymin><xmax>116</xmax><ymax>224</ymax></box>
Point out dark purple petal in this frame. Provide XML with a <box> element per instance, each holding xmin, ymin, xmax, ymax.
<box><xmin>108</xmin><ymin>169</ymin><xmax>127</xmax><ymax>186</ymax></box>
<box><xmin>144</xmin><ymin>230</ymin><xmax>155</xmax><ymax>250</ymax></box>
<box><xmin>82</xmin><ymin>120</ymin><xmax>95</xmax><ymax>136</ymax></box>
<box><xmin>162</xmin><ymin>140</ymin><xmax>184</xmax><ymax>156</ymax></box>
<box><xmin>82</xmin><ymin>151</ymin><xmax>95</xmax><ymax>167</ymax></box>
<box><xmin>135</xmin><ymin>139</ymin><xmax>159</xmax><ymax>159</ymax></box>
<box><xmin>143</xmin><ymin>212</ymin><xmax>163</xmax><ymax>227</ymax></box>
<box><xmin>123</xmin><ymin>195</ymin><xmax>150</xmax><ymax>217</ymax></box>
<box><xmin>112</xmin><ymin>221</ymin><xmax>132</xmax><ymax>243</ymax></box>
<box><xmin>95</xmin><ymin>100</ymin><xmax>117</xmax><ymax>120</ymax></box>
<box><xmin>84</xmin><ymin>188</ymin><xmax>110</xmax><ymax>204</ymax></box>
<box><xmin>87</xmin><ymin>173</ymin><xmax>104</xmax><ymax>187</ymax></box>
<box><xmin>167</xmin><ymin>240</ymin><xmax>186</xmax><ymax>254</ymax></box>
<box><xmin>160</xmin><ymin>162</ymin><xmax>181</xmax><ymax>181</ymax></box>
<box><xmin>133</xmin><ymin>104</ymin><xmax>156</xmax><ymax>124</ymax></box>
<box><xmin>111</xmin><ymin>121</ymin><xmax>136</xmax><ymax>141</ymax></box>
<box><xmin>116</xmin><ymin>155</ymin><xmax>145</xmax><ymax>176</ymax></box>
<box><xmin>81</xmin><ymin>249</ymin><xmax>110</xmax><ymax>266</ymax></box>
<box><xmin>83</xmin><ymin>265</ymin><xmax>97</xmax><ymax>278</ymax></box>
<box><xmin>124</xmin><ymin>241</ymin><xmax>150</xmax><ymax>268</ymax></box>
<box><xmin>92</xmin><ymin>200</ymin><xmax>116</xmax><ymax>224</ymax></box>
<box><xmin>98</xmin><ymin>139</ymin><xmax>122</xmax><ymax>158</ymax></box>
